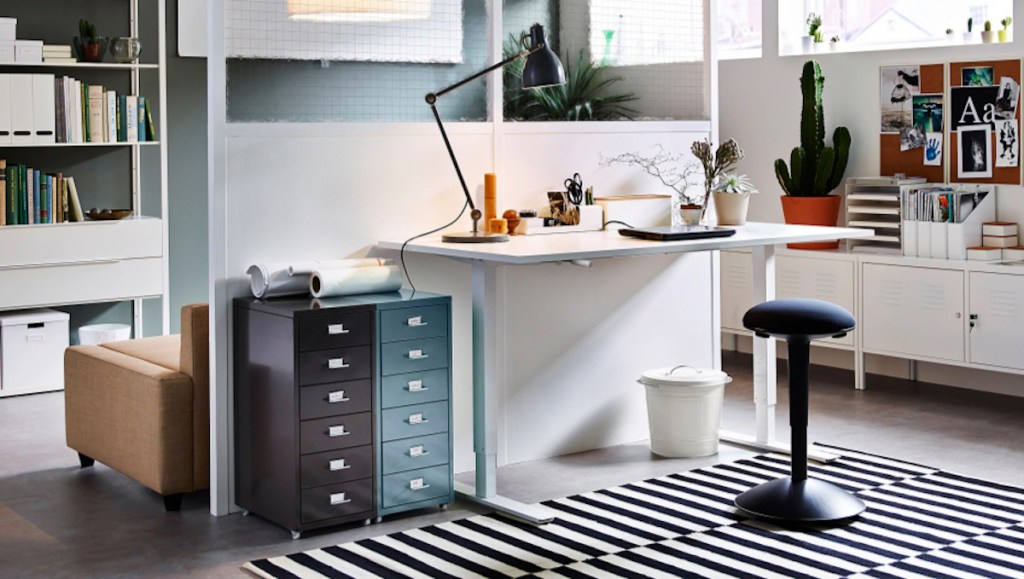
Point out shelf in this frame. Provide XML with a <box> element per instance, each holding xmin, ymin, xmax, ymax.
<box><xmin>0</xmin><ymin>61</ymin><xmax>158</xmax><ymax>70</ymax></box>
<box><xmin>848</xmin><ymin>193</ymin><xmax>899</xmax><ymax>201</ymax></box>
<box><xmin>848</xmin><ymin>205</ymin><xmax>901</xmax><ymax>215</ymax></box>
<box><xmin>0</xmin><ymin>141</ymin><xmax>160</xmax><ymax>149</ymax></box>
<box><xmin>849</xmin><ymin>220</ymin><xmax>900</xmax><ymax>229</ymax></box>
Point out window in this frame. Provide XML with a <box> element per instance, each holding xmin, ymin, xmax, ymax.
<box><xmin>779</xmin><ymin>0</ymin><xmax>1013</xmax><ymax>56</ymax></box>
<box><xmin>717</xmin><ymin>0</ymin><xmax>763</xmax><ymax>60</ymax></box>
<box><xmin>588</xmin><ymin>1</ymin><xmax>705</xmax><ymax>66</ymax></box>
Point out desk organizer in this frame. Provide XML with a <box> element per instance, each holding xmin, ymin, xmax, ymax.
<box><xmin>520</xmin><ymin>204</ymin><xmax>603</xmax><ymax>235</ymax></box>
<box><xmin>902</xmin><ymin>185</ymin><xmax>996</xmax><ymax>260</ymax></box>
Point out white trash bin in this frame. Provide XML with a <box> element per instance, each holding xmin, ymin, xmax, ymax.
<box><xmin>639</xmin><ymin>365</ymin><xmax>731</xmax><ymax>458</ymax></box>
<box><xmin>78</xmin><ymin>323</ymin><xmax>132</xmax><ymax>345</ymax></box>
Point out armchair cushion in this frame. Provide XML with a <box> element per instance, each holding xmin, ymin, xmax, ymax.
<box><xmin>102</xmin><ymin>335</ymin><xmax>181</xmax><ymax>373</ymax></box>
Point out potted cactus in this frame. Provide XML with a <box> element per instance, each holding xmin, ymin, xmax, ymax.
<box><xmin>74</xmin><ymin>19</ymin><xmax>108</xmax><ymax>63</ymax></box>
<box><xmin>774</xmin><ymin>60</ymin><xmax>851</xmax><ymax>250</ymax></box>
<box><xmin>982</xmin><ymin>20</ymin><xmax>996</xmax><ymax>43</ymax></box>
<box><xmin>999</xmin><ymin>17</ymin><xmax>1013</xmax><ymax>42</ymax></box>
<box><xmin>963</xmin><ymin>17</ymin><xmax>976</xmax><ymax>44</ymax></box>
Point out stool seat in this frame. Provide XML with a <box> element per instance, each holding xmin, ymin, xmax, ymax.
<box><xmin>743</xmin><ymin>298</ymin><xmax>855</xmax><ymax>340</ymax></box>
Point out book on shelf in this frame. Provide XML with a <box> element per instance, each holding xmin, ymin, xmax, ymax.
<box><xmin>0</xmin><ymin>159</ymin><xmax>81</xmax><ymax>226</ymax></box>
<box><xmin>66</xmin><ymin>177</ymin><xmax>83</xmax><ymax>222</ymax></box>
<box><xmin>0</xmin><ymin>159</ymin><xmax>5</xmax><ymax>226</ymax></box>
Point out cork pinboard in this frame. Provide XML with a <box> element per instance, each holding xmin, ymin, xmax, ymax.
<box><xmin>880</xmin><ymin>63</ymin><xmax>944</xmax><ymax>182</ymax></box>
<box><xmin>949</xmin><ymin>59</ymin><xmax>1021</xmax><ymax>185</ymax></box>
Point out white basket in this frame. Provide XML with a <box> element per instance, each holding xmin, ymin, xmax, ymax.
<box><xmin>638</xmin><ymin>366</ymin><xmax>731</xmax><ymax>458</ymax></box>
<box><xmin>78</xmin><ymin>323</ymin><xmax>131</xmax><ymax>345</ymax></box>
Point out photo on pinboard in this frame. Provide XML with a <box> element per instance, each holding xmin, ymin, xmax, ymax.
<box><xmin>924</xmin><ymin>132</ymin><xmax>943</xmax><ymax>166</ymax></box>
<box><xmin>994</xmin><ymin>77</ymin><xmax>1020</xmax><ymax>121</ymax></box>
<box><xmin>913</xmin><ymin>94</ymin><xmax>943</xmax><ymax>133</ymax></box>
<box><xmin>880</xmin><ymin>65</ymin><xmax>920</xmax><ymax>133</ymax></box>
<box><xmin>900</xmin><ymin>125</ymin><xmax>927</xmax><ymax>151</ymax></box>
<box><xmin>951</xmin><ymin>86</ymin><xmax>1000</xmax><ymax>131</ymax></box>
<box><xmin>961</xmin><ymin>66</ymin><xmax>995</xmax><ymax>87</ymax></box>
<box><xmin>958</xmin><ymin>124</ymin><xmax>993</xmax><ymax>179</ymax></box>
<box><xmin>996</xmin><ymin>119</ymin><xmax>1019</xmax><ymax>168</ymax></box>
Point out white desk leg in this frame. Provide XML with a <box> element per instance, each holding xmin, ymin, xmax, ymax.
<box><xmin>719</xmin><ymin>244</ymin><xmax>839</xmax><ymax>464</ymax></box>
<box><xmin>454</xmin><ymin>262</ymin><xmax>556</xmax><ymax>525</ymax></box>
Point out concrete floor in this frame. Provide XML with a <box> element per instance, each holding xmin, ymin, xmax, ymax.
<box><xmin>1</xmin><ymin>352</ymin><xmax>1021</xmax><ymax>577</ymax></box>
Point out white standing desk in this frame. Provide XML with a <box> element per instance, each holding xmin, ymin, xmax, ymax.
<box><xmin>381</xmin><ymin>222</ymin><xmax>872</xmax><ymax>524</ymax></box>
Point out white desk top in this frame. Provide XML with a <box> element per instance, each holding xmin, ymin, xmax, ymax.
<box><xmin>380</xmin><ymin>222</ymin><xmax>873</xmax><ymax>265</ymax></box>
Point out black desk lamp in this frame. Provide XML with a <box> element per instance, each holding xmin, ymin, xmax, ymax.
<box><xmin>427</xmin><ymin>23</ymin><xmax>565</xmax><ymax>243</ymax></box>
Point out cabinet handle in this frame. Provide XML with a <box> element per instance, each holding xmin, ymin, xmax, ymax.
<box><xmin>409</xmin><ymin>478</ymin><xmax>431</xmax><ymax>491</ymax></box>
<box><xmin>327</xmin><ymin>390</ymin><xmax>350</xmax><ymax>403</ymax></box>
<box><xmin>407</xmin><ymin>349</ymin><xmax>428</xmax><ymax>360</ymax></box>
<box><xmin>328</xmin><ymin>358</ymin><xmax>350</xmax><ymax>369</ymax></box>
<box><xmin>406</xmin><ymin>380</ymin><xmax>429</xmax><ymax>393</ymax></box>
<box><xmin>330</xmin><ymin>492</ymin><xmax>352</xmax><ymax>505</ymax></box>
<box><xmin>407</xmin><ymin>316</ymin><xmax>427</xmax><ymax>327</ymax></box>
<box><xmin>329</xmin><ymin>459</ymin><xmax>351</xmax><ymax>471</ymax></box>
<box><xmin>408</xmin><ymin>445</ymin><xmax>430</xmax><ymax>458</ymax></box>
<box><xmin>407</xmin><ymin>413</ymin><xmax>428</xmax><ymax>425</ymax></box>
<box><xmin>327</xmin><ymin>323</ymin><xmax>350</xmax><ymax>335</ymax></box>
<box><xmin>328</xmin><ymin>425</ymin><xmax>350</xmax><ymax>437</ymax></box>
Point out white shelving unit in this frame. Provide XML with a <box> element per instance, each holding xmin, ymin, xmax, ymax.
<box><xmin>845</xmin><ymin>176</ymin><xmax>928</xmax><ymax>254</ymax></box>
<box><xmin>0</xmin><ymin>0</ymin><xmax>168</xmax><ymax>397</ymax></box>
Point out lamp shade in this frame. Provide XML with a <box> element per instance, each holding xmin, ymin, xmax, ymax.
<box><xmin>522</xmin><ymin>24</ymin><xmax>565</xmax><ymax>89</ymax></box>
<box><xmin>286</xmin><ymin>0</ymin><xmax>431</xmax><ymax>22</ymax></box>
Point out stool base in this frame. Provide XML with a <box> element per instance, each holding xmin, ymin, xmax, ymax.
<box><xmin>735</xmin><ymin>477</ymin><xmax>866</xmax><ymax>523</ymax></box>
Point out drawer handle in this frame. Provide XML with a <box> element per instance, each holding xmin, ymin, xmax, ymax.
<box><xmin>327</xmin><ymin>323</ymin><xmax>350</xmax><ymax>335</ymax></box>
<box><xmin>328</xmin><ymin>358</ymin><xmax>350</xmax><ymax>370</ymax></box>
<box><xmin>327</xmin><ymin>390</ymin><xmax>350</xmax><ymax>404</ymax></box>
<box><xmin>328</xmin><ymin>425</ymin><xmax>350</xmax><ymax>437</ymax></box>
<box><xmin>409</xmin><ymin>445</ymin><xmax>430</xmax><ymax>458</ymax></box>
<box><xmin>330</xmin><ymin>492</ymin><xmax>352</xmax><ymax>505</ymax></box>
<box><xmin>329</xmin><ymin>459</ymin><xmax>351</xmax><ymax>471</ymax></box>
<box><xmin>407</xmin><ymin>413</ymin><xmax>428</xmax><ymax>425</ymax></box>
<box><xmin>406</xmin><ymin>380</ymin><xmax>429</xmax><ymax>393</ymax></box>
<box><xmin>407</xmin><ymin>349</ymin><xmax>428</xmax><ymax>360</ymax></box>
<box><xmin>409</xmin><ymin>478</ymin><xmax>431</xmax><ymax>491</ymax></box>
<box><xmin>407</xmin><ymin>316</ymin><xmax>428</xmax><ymax>327</ymax></box>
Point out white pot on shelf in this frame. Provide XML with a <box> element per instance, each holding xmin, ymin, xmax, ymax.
<box><xmin>713</xmin><ymin>191</ymin><xmax>751</xmax><ymax>226</ymax></box>
<box><xmin>801</xmin><ymin>35</ymin><xmax>813</xmax><ymax>53</ymax></box>
<box><xmin>982</xmin><ymin>30</ymin><xmax>996</xmax><ymax>43</ymax></box>
<box><xmin>829</xmin><ymin>41</ymin><xmax>839</xmax><ymax>52</ymax></box>
<box><xmin>963</xmin><ymin>32</ymin><xmax>975</xmax><ymax>44</ymax></box>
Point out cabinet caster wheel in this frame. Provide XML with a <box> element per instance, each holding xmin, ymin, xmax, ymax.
<box><xmin>241</xmin><ymin>509</ymin><xmax>250</xmax><ymax>517</ymax></box>
<box><xmin>440</xmin><ymin>503</ymin><xmax>449</xmax><ymax>511</ymax></box>
<box><xmin>291</xmin><ymin>530</ymin><xmax>302</xmax><ymax>540</ymax></box>
<box><xmin>375</xmin><ymin>516</ymin><xmax>382</xmax><ymax>524</ymax></box>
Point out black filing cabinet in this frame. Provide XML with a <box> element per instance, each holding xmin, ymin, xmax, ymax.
<box><xmin>234</xmin><ymin>291</ymin><xmax>452</xmax><ymax>538</ymax></box>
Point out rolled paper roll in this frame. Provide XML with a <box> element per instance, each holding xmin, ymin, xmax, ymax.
<box><xmin>484</xmin><ymin>173</ymin><xmax>498</xmax><ymax>224</ymax></box>
<box><xmin>310</xmin><ymin>266</ymin><xmax>404</xmax><ymax>298</ymax></box>
<box><xmin>247</xmin><ymin>263</ymin><xmax>307</xmax><ymax>298</ymax></box>
<box><xmin>488</xmin><ymin>218</ymin><xmax>509</xmax><ymax>234</ymax></box>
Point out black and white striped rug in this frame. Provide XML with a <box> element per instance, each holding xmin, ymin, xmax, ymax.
<box><xmin>244</xmin><ymin>445</ymin><xmax>1024</xmax><ymax>578</ymax></box>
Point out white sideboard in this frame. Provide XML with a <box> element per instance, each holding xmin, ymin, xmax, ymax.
<box><xmin>721</xmin><ymin>248</ymin><xmax>1024</xmax><ymax>391</ymax></box>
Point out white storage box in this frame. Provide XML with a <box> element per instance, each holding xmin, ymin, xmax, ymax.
<box><xmin>0</xmin><ymin>17</ymin><xmax>16</xmax><ymax>42</ymax></box>
<box><xmin>638</xmin><ymin>365</ymin><xmax>731</xmax><ymax>458</ymax></box>
<box><xmin>78</xmin><ymin>323</ymin><xmax>131</xmax><ymax>345</ymax></box>
<box><xmin>0</xmin><ymin>41</ymin><xmax>14</xmax><ymax>63</ymax></box>
<box><xmin>983</xmin><ymin>235</ymin><xmax>1018</xmax><ymax>248</ymax></box>
<box><xmin>0</xmin><ymin>308</ymin><xmax>69</xmax><ymax>395</ymax></box>
<box><xmin>14</xmin><ymin>40</ymin><xmax>42</xmax><ymax>63</ymax></box>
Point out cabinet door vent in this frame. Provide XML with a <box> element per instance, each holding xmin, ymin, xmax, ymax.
<box><xmin>920</xmin><ymin>283</ymin><xmax>949</xmax><ymax>311</ymax></box>
<box><xmin>814</xmin><ymin>272</ymin><xmax>839</xmax><ymax>301</ymax></box>
<box><xmin>878</xmin><ymin>279</ymin><xmax>903</xmax><ymax>306</ymax></box>
<box><xmin>986</xmin><ymin>288</ymin><xmax>1017</xmax><ymax>318</ymax></box>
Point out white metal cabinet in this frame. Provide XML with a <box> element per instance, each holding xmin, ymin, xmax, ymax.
<box><xmin>862</xmin><ymin>264</ymin><xmax>965</xmax><ymax>362</ymax></box>
<box><xmin>969</xmin><ymin>272</ymin><xmax>1024</xmax><ymax>370</ymax></box>
<box><xmin>720</xmin><ymin>250</ymin><xmax>753</xmax><ymax>332</ymax></box>
<box><xmin>776</xmin><ymin>255</ymin><xmax>856</xmax><ymax>346</ymax></box>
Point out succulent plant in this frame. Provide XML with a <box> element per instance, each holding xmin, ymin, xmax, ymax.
<box><xmin>984</xmin><ymin>20</ymin><xmax>992</xmax><ymax>32</ymax></box>
<box><xmin>1002</xmin><ymin>17</ymin><xmax>1013</xmax><ymax>29</ymax></box>
<box><xmin>774</xmin><ymin>61</ymin><xmax>851</xmax><ymax>197</ymax></box>
<box><xmin>714</xmin><ymin>173</ymin><xmax>756</xmax><ymax>194</ymax></box>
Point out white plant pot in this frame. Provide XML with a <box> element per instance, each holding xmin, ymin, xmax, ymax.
<box><xmin>829</xmin><ymin>42</ymin><xmax>839</xmax><ymax>52</ymax></box>
<box><xmin>946</xmin><ymin>33</ymin><xmax>956</xmax><ymax>43</ymax></box>
<box><xmin>713</xmin><ymin>191</ymin><xmax>751</xmax><ymax>226</ymax></box>
<box><xmin>982</xmin><ymin>30</ymin><xmax>996</xmax><ymax>43</ymax></box>
<box><xmin>963</xmin><ymin>32</ymin><xmax>975</xmax><ymax>44</ymax></box>
<box><xmin>801</xmin><ymin>36</ymin><xmax>813</xmax><ymax>53</ymax></box>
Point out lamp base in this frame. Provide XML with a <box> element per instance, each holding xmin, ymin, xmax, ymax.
<box><xmin>442</xmin><ymin>231</ymin><xmax>510</xmax><ymax>243</ymax></box>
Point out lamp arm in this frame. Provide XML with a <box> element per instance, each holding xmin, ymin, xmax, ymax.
<box><xmin>426</xmin><ymin>47</ymin><xmax>535</xmax><ymax>104</ymax></box>
<box><xmin>429</xmin><ymin>102</ymin><xmax>477</xmax><ymax>219</ymax></box>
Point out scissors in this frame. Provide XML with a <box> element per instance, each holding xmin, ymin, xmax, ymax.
<box><xmin>564</xmin><ymin>173</ymin><xmax>584</xmax><ymax>206</ymax></box>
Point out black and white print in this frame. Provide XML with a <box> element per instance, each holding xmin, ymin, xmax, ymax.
<box><xmin>997</xmin><ymin>119</ymin><xmax>1019</xmax><ymax>168</ymax></box>
<box><xmin>995</xmin><ymin>76</ymin><xmax>1020</xmax><ymax>121</ymax></box>
<box><xmin>245</xmin><ymin>446</ymin><xmax>1024</xmax><ymax>579</ymax></box>
<box><xmin>880</xmin><ymin>65</ymin><xmax>920</xmax><ymax>132</ymax></box>
<box><xmin>959</xmin><ymin>124</ymin><xmax>993</xmax><ymax>179</ymax></box>
<box><xmin>899</xmin><ymin>124</ymin><xmax>926</xmax><ymax>151</ymax></box>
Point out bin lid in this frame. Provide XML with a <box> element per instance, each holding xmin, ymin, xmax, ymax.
<box><xmin>639</xmin><ymin>365</ymin><xmax>731</xmax><ymax>388</ymax></box>
<box><xmin>0</xmin><ymin>308</ymin><xmax>70</xmax><ymax>327</ymax></box>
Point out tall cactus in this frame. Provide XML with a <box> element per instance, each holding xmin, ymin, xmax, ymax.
<box><xmin>775</xmin><ymin>61</ymin><xmax>851</xmax><ymax>197</ymax></box>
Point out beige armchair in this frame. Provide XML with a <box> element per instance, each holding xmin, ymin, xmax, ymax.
<box><xmin>64</xmin><ymin>304</ymin><xmax>209</xmax><ymax>511</ymax></box>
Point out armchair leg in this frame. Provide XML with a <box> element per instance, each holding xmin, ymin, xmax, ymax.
<box><xmin>163</xmin><ymin>494</ymin><xmax>184</xmax><ymax>512</ymax></box>
<box><xmin>78</xmin><ymin>453</ymin><xmax>95</xmax><ymax>468</ymax></box>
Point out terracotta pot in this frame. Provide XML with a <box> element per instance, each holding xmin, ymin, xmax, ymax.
<box><xmin>713</xmin><ymin>191</ymin><xmax>750</xmax><ymax>226</ymax></box>
<box><xmin>779</xmin><ymin>195</ymin><xmax>842</xmax><ymax>250</ymax></box>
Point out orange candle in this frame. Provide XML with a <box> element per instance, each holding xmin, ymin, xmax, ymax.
<box><xmin>484</xmin><ymin>173</ymin><xmax>498</xmax><ymax>225</ymax></box>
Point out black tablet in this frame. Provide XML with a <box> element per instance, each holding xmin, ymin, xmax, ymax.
<box><xmin>618</xmin><ymin>225</ymin><xmax>737</xmax><ymax>241</ymax></box>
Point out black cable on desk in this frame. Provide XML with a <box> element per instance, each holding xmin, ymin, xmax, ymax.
<box><xmin>400</xmin><ymin>200</ymin><xmax>470</xmax><ymax>297</ymax></box>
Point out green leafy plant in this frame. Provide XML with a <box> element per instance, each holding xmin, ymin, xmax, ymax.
<box><xmin>79</xmin><ymin>19</ymin><xmax>97</xmax><ymax>39</ymax></box>
<box><xmin>714</xmin><ymin>173</ymin><xmax>756</xmax><ymax>194</ymax></box>
<box><xmin>774</xmin><ymin>61</ymin><xmax>851</xmax><ymax>197</ymax></box>
<box><xmin>985</xmin><ymin>20</ymin><xmax>992</xmax><ymax>32</ymax></box>
<box><xmin>1002</xmin><ymin>17</ymin><xmax>1013</xmax><ymax>29</ymax></box>
<box><xmin>946</xmin><ymin>28</ymin><xmax>954</xmax><ymax>35</ymax></box>
<box><xmin>504</xmin><ymin>37</ymin><xmax>638</xmax><ymax>122</ymax></box>
<box><xmin>806</xmin><ymin>13</ymin><xmax>823</xmax><ymax>42</ymax></box>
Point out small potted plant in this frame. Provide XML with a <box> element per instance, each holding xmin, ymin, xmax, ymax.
<box><xmin>691</xmin><ymin>138</ymin><xmax>744</xmax><ymax>222</ymax></box>
<box><xmin>74</xmin><ymin>19</ymin><xmax>108</xmax><ymax>63</ymax></box>
<box><xmin>982</xmin><ymin>20</ymin><xmax>996</xmax><ymax>43</ymax></box>
<box><xmin>805</xmin><ymin>12</ymin><xmax>823</xmax><ymax>52</ymax></box>
<box><xmin>999</xmin><ymin>17</ymin><xmax>1013</xmax><ymax>42</ymax></box>
<box><xmin>713</xmin><ymin>174</ymin><xmax>756</xmax><ymax>226</ymax></box>
<box><xmin>829</xmin><ymin>35</ymin><xmax>841</xmax><ymax>52</ymax></box>
<box><xmin>963</xmin><ymin>17</ymin><xmax>976</xmax><ymax>44</ymax></box>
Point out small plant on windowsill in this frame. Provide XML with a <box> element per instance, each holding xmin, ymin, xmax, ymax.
<box><xmin>999</xmin><ymin>17</ymin><xmax>1013</xmax><ymax>42</ymax></box>
<box><xmin>713</xmin><ymin>174</ymin><xmax>756</xmax><ymax>226</ymax></box>
<box><xmin>964</xmin><ymin>17</ymin><xmax>976</xmax><ymax>44</ymax></box>
<box><xmin>829</xmin><ymin>35</ymin><xmax>841</xmax><ymax>52</ymax></box>
<box><xmin>982</xmin><ymin>20</ymin><xmax>996</xmax><ymax>43</ymax></box>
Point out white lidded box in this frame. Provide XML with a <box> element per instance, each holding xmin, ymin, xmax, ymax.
<box><xmin>638</xmin><ymin>365</ymin><xmax>731</xmax><ymax>458</ymax></box>
<box><xmin>0</xmin><ymin>17</ymin><xmax>16</xmax><ymax>42</ymax></box>
<box><xmin>14</xmin><ymin>40</ymin><xmax>42</xmax><ymax>63</ymax></box>
<box><xmin>78</xmin><ymin>323</ymin><xmax>131</xmax><ymax>345</ymax></box>
<box><xmin>0</xmin><ymin>41</ymin><xmax>14</xmax><ymax>63</ymax></box>
<box><xmin>967</xmin><ymin>246</ymin><xmax>1003</xmax><ymax>261</ymax></box>
<box><xmin>0</xmin><ymin>308</ymin><xmax>70</xmax><ymax>395</ymax></box>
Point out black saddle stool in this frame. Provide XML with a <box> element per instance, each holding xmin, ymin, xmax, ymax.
<box><xmin>735</xmin><ymin>298</ymin><xmax>866</xmax><ymax>523</ymax></box>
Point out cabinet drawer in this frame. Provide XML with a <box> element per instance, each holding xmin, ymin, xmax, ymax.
<box><xmin>300</xmin><ymin>380</ymin><xmax>372</xmax><ymax>420</ymax></box>
<box><xmin>381</xmin><ymin>400</ymin><xmax>449</xmax><ymax>442</ymax></box>
<box><xmin>380</xmin><ymin>337</ymin><xmax>448</xmax><ymax>376</ymax></box>
<box><xmin>0</xmin><ymin>257</ymin><xmax>163</xmax><ymax>311</ymax></box>
<box><xmin>380</xmin><ymin>304</ymin><xmax>447</xmax><ymax>343</ymax></box>
<box><xmin>298</xmin><ymin>310</ymin><xmax>371</xmax><ymax>352</ymax></box>
<box><xmin>382</xmin><ymin>465</ymin><xmax>451</xmax><ymax>508</ymax></box>
<box><xmin>301</xmin><ymin>479</ymin><xmax>373</xmax><ymax>523</ymax></box>
<box><xmin>381</xmin><ymin>432</ymin><xmax>449</xmax><ymax>475</ymax></box>
<box><xmin>299</xmin><ymin>346</ymin><xmax>371</xmax><ymax>385</ymax></box>
<box><xmin>300</xmin><ymin>413</ymin><xmax>372</xmax><ymax>454</ymax></box>
<box><xmin>301</xmin><ymin>446</ymin><xmax>373</xmax><ymax>488</ymax></box>
<box><xmin>381</xmin><ymin>368</ymin><xmax>449</xmax><ymax>409</ymax></box>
